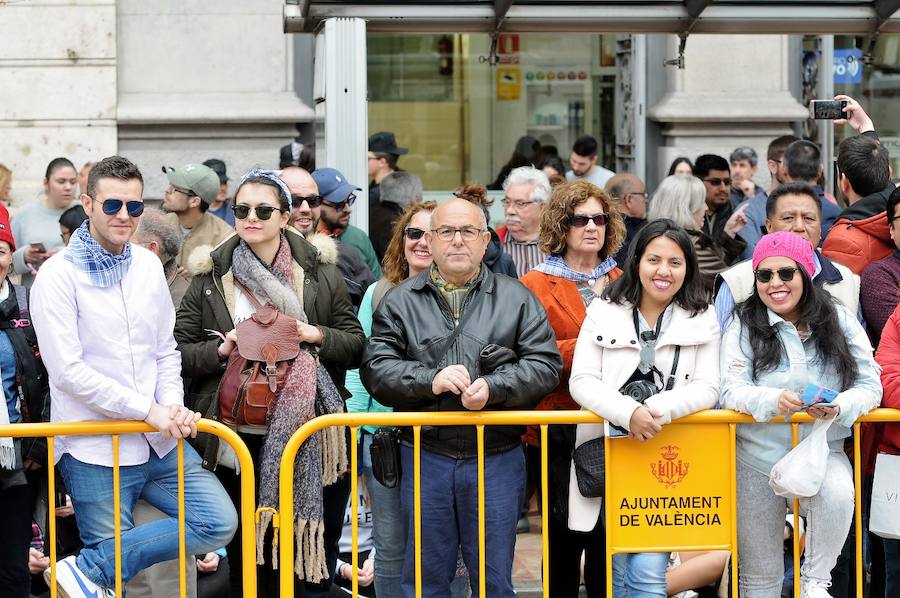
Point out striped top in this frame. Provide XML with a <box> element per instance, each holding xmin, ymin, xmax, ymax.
<box><xmin>503</xmin><ymin>237</ymin><xmax>545</xmax><ymax>278</ymax></box>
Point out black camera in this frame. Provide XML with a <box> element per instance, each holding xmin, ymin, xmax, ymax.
<box><xmin>620</xmin><ymin>379</ymin><xmax>659</xmax><ymax>404</ymax></box>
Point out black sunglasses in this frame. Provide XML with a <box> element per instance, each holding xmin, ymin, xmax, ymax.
<box><xmin>321</xmin><ymin>194</ymin><xmax>357</xmax><ymax>211</ymax></box>
<box><xmin>292</xmin><ymin>194</ymin><xmax>322</xmax><ymax>208</ymax></box>
<box><xmin>754</xmin><ymin>267</ymin><xmax>799</xmax><ymax>284</ymax></box>
<box><xmin>232</xmin><ymin>204</ymin><xmax>282</xmax><ymax>221</ymax></box>
<box><xmin>569</xmin><ymin>213</ymin><xmax>608</xmax><ymax>228</ymax></box>
<box><xmin>704</xmin><ymin>177</ymin><xmax>733</xmax><ymax>187</ymax></box>
<box><xmin>405</xmin><ymin>227</ymin><xmax>426</xmax><ymax>240</ymax></box>
<box><xmin>93</xmin><ymin>198</ymin><xmax>145</xmax><ymax>217</ymax></box>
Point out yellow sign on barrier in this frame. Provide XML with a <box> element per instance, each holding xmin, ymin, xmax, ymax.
<box><xmin>606</xmin><ymin>423</ymin><xmax>735</xmax><ymax>551</ymax></box>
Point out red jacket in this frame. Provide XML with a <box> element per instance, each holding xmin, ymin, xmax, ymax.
<box><xmin>876</xmin><ymin>303</ymin><xmax>900</xmax><ymax>454</ymax></box>
<box><xmin>519</xmin><ymin>268</ymin><xmax>622</xmax><ymax>446</ymax></box>
<box><xmin>821</xmin><ymin>187</ymin><xmax>895</xmax><ymax>275</ymax></box>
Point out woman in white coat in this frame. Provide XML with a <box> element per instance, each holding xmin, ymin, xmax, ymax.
<box><xmin>569</xmin><ymin>219</ymin><xmax>721</xmax><ymax>597</ymax></box>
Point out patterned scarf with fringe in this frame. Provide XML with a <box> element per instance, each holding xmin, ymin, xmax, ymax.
<box><xmin>231</xmin><ymin>237</ymin><xmax>347</xmax><ymax>582</ymax></box>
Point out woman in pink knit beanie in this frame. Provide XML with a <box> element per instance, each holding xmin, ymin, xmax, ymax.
<box><xmin>720</xmin><ymin>230</ymin><xmax>881</xmax><ymax>597</ymax></box>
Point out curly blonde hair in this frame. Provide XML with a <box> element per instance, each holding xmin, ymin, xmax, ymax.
<box><xmin>381</xmin><ymin>200</ymin><xmax>438</xmax><ymax>284</ymax></box>
<box><xmin>538</xmin><ymin>179</ymin><xmax>625</xmax><ymax>259</ymax></box>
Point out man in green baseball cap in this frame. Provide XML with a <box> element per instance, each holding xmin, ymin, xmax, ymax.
<box><xmin>161</xmin><ymin>163</ymin><xmax>233</xmax><ymax>273</ymax></box>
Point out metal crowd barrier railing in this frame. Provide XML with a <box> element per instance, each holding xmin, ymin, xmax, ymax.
<box><xmin>277</xmin><ymin>409</ymin><xmax>900</xmax><ymax>598</ymax></box>
<box><xmin>0</xmin><ymin>420</ymin><xmax>257</xmax><ymax>598</ymax></box>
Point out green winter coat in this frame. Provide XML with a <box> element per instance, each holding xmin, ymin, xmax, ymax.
<box><xmin>173</xmin><ymin>230</ymin><xmax>364</xmax><ymax>470</ymax></box>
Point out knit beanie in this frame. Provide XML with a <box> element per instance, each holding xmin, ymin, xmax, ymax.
<box><xmin>751</xmin><ymin>231</ymin><xmax>815</xmax><ymax>278</ymax></box>
<box><xmin>0</xmin><ymin>204</ymin><xmax>15</xmax><ymax>251</ymax></box>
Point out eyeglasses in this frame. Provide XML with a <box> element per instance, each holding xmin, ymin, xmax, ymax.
<box><xmin>232</xmin><ymin>204</ymin><xmax>282</xmax><ymax>220</ymax></box>
<box><xmin>430</xmin><ymin>226</ymin><xmax>485</xmax><ymax>242</ymax></box>
<box><xmin>703</xmin><ymin>177</ymin><xmax>733</xmax><ymax>187</ymax></box>
<box><xmin>321</xmin><ymin>194</ymin><xmax>357</xmax><ymax>211</ymax></box>
<box><xmin>754</xmin><ymin>267</ymin><xmax>799</xmax><ymax>284</ymax></box>
<box><xmin>625</xmin><ymin>192</ymin><xmax>649</xmax><ymax>200</ymax></box>
<box><xmin>569</xmin><ymin>213</ymin><xmax>608</xmax><ymax>228</ymax></box>
<box><xmin>92</xmin><ymin>198</ymin><xmax>145</xmax><ymax>217</ymax></box>
<box><xmin>501</xmin><ymin>198</ymin><xmax>538</xmax><ymax>210</ymax></box>
<box><xmin>405</xmin><ymin>227</ymin><xmax>426</xmax><ymax>240</ymax></box>
<box><xmin>291</xmin><ymin>194</ymin><xmax>321</xmax><ymax>208</ymax></box>
<box><xmin>165</xmin><ymin>185</ymin><xmax>196</xmax><ymax>198</ymax></box>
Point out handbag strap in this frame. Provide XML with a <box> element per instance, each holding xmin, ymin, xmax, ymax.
<box><xmin>233</xmin><ymin>278</ymin><xmax>266</xmax><ymax>310</ymax></box>
<box><xmin>437</xmin><ymin>285</ymin><xmax>485</xmax><ymax>361</ymax></box>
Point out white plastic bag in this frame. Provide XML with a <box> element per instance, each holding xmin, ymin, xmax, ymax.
<box><xmin>870</xmin><ymin>452</ymin><xmax>900</xmax><ymax>540</ymax></box>
<box><xmin>769</xmin><ymin>418</ymin><xmax>834</xmax><ymax>499</ymax></box>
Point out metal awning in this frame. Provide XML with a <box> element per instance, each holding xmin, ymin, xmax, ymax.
<box><xmin>284</xmin><ymin>0</ymin><xmax>900</xmax><ymax>34</ymax></box>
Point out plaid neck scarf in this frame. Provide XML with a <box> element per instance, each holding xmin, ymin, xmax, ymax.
<box><xmin>533</xmin><ymin>254</ymin><xmax>617</xmax><ymax>284</ymax></box>
<box><xmin>64</xmin><ymin>221</ymin><xmax>133</xmax><ymax>288</ymax></box>
<box><xmin>430</xmin><ymin>263</ymin><xmax>481</xmax><ymax>320</ymax></box>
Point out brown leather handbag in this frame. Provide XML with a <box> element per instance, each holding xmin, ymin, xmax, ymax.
<box><xmin>218</xmin><ymin>281</ymin><xmax>300</xmax><ymax>426</ymax></box>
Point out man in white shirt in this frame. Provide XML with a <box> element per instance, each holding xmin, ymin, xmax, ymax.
<box><xmin>31</xmin><ymin>155</ymin><xmax>237</xmax><ymax>598</ymax></box>
<box><xmin>565</xmin><ymin>135</ymin><xmax>615</xmax><ymax>189</ymax></box>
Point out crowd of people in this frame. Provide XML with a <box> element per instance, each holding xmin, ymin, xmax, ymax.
<box><xmin>0</xmin><ymin>93</ymin><xmax>897</xmax><ymax>598</ymax></box>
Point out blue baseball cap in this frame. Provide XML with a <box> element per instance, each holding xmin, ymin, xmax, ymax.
<box><xmin>311</xmin><ymin>168</ymin><xmax>361</xmax><ymax>203</ymax></box>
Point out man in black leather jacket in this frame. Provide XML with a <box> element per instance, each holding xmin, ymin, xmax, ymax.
<box><xmin>361</xmin><ymin>198</ymin><xmax>562</xmax><ymax>598</ymax></box>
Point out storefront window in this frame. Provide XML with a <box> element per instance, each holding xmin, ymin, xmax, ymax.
<box><xmin>367</xmin><ymin>33</ymin><xmax>617</xmax><ymax>192</ymax></box>
<box><xmin>834</xmin><ymin>34</ymin><xmax>900</xmax><ymax>182</ymax></box>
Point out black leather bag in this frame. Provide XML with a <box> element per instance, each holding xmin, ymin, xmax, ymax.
<box><xmin>572</xmin><ymin>437</ymin><xmax>605</xmax><ymax>498</ymax></box>
<box><xmin>369</xmin><ymin>427</ymin><xmax>402</xmax><ymax>488</ymax></box>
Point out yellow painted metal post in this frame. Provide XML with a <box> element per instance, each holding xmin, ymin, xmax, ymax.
<box><xmin>729</xmin><ymin>423</ymin><xmax>738</xmax><ymax>597</ymax></box>
<box><xmin>177</xmin><ymin>440</ymin><xmax>187</xmax><ymax>598</ymax></box>
<box><xmin>414</xmin><ymin>425</ymin><xmax>422</xmax><ymax>598</ymax></box>
<box><xmin>791</xmin><ymin>424</ymin><xmax>800</xmax><ymax>598</ymax></box>
<box><xmin>476</xmin><ymin>424</ymin><xmax>486</xmax><ymax>598</ymax></box>
<box><xmin>351</xmin><ymin>427</ymin><xmax>359</xmax><ymax>598</ymax></box>
<box><xmin>113</xmin><ymin>434</ymin><xmax>122</xmax><ymax>598</ymax></box>
<box><xmin>854</xmin><ymin>423</ymin><xmax>863</xmax><ymax>598</ymax></box>
<box><xmin>540</xmin><ymin>425</ymin><xmax>549</xmax><ymax>597</ymax></box>
<box><xmin>48</xmin><ymin>437</ymin><xmax>57</xmax><ymax>598</ymax></box>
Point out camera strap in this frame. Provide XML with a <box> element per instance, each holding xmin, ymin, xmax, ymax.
<box><xmin>632</xmin><ymin>307</ymin><xmax>680</xmax><ymax>391</ymax></box>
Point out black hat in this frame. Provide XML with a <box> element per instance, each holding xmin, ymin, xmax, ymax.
<box><xmin>368</xmin><ymin>132</ymin><xmax>408</xmax><ymax>156</ymax></box>
<box><xmin>203</xmin><ymin>159</ymin><xmax>228</xmax><ymax>183</ymax></box>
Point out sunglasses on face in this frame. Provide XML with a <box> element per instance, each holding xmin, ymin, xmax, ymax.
<box><xmin>291</xmin><ymin>194</ymin><xmax>321</xmax><ymax>208</ymax></box>
<box><xmin>569</xmin><ymin>213</ymin><xmax>608</xmax><ymax>228</ymax></box>
<box><xmin>704</xmin><ymin>177</ymin><xmax>733</xmax><ymax>187</ymax></box>
<box><xmin>93</xmin><ymin>198</ymin><xmax>145</xmax><ymax>217</ymax></box>
<box><xmin>321</xmin><ymin>194</ymin><xmax>357</xmax><ymax>211</ymax></box>
<box><xmin>405</xmin><ymin>227</ymin><xmax>426</xmax><ymax>240</ymax></box>
<box><xmin>754</xmin><ymin>267</ymin><xmax>799</xmax><ymax>284</ymax></box>
<box><xmin>232</xmin><ymin>204</ymin><xmax>282</xmax><ymax>220</ymax></box>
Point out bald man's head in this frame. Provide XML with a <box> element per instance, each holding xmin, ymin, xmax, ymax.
<box><xmin>428</xmin><ymin>198</ymin><xmax>490</xmax><ymax>285</ymax></box>
<box><xmin>605</xmin><ymin>173</ymin><xmax>647</xmax><ymax>219</ymax></box>
<box><xmin>279</xmin><ymin>167</ymin><xmax>320</xmax><ymax>235</ymax></box>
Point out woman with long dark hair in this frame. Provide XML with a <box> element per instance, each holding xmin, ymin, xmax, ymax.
<box><xmin>174</xmin><ymin>169</ymin><xmax>364</xmax><ymax>597</ymax></box>
<box><xmin>720</xmin><ymin>231</ymin><xmax>880</xmax><ymax>597</ymax></box>
<box><xmin>569</xmin><ymin>219</ymin><xmax>720</xmax><ymax>596</ymax></box>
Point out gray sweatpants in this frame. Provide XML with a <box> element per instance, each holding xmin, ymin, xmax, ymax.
<box><xmin>736</xmin><ymin>451</ymin><xmax>854</xmax><ymax>597</ymax></box>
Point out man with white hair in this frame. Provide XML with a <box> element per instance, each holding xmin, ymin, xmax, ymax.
<box><xmin>498</xmin><ymin>166</ymin><xmax>551</xmax><ymax>277</ymax></box>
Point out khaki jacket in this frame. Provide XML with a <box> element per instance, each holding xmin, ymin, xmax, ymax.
<box><xmin>167</xmin><ymin>212</ymin><xmax>234</xmax><ymax>272</ymax></box>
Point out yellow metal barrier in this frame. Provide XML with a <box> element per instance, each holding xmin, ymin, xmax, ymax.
<box><xmin>277</xmin><ymin>408</ymin><xmax>900</xmax><ymax>598</ymax></box>
<box><xmin>0</xmin><ymin>419</ymin><xmax>257</xmax><ymax>598</ymax></box>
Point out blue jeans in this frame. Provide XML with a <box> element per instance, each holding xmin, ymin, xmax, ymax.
<box><xmin>399</xmin><ymin>444</ymin><xmax>524</xmax><ymax>598</ymax></box>
<box><xmin>884</xmin><ymin>538</ymin><xmax>900</xmax><ymax>597</ymax></box>
<box><xmin>362</xmin><ymin>432</ymin><xmax>404</xmax><ymax>598</ymax></box>
<box><xmin>611</xmin><ymin>552</ymin><xmax>669</xmax><ymax>597</ymax></box>
<box><xmin>58</xmin><ymin>444</ymin><xmax>237</xmax><ymax>589</ymax></box>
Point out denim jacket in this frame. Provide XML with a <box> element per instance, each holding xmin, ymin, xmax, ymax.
<box><xmin>720</xmin><ymin>304</ymin><xmax>881</xmax><ymax>475</ymax></box>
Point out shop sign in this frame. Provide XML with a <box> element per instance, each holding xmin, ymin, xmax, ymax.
<box><xmin>496</xmin><ymin>67</ymin><xmax>521</xmax><ymax>101</ymax></box>
<box><xmin>606</xmin><ymin>423</ymin><xmax>733</xmax><ymax>551</ymax></box>
<box><xmin>834</xmin><ymin>49</ymin><xmax>863</xmax><ymax>85</ymax></box>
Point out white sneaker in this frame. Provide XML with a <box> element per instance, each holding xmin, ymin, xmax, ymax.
<box><xmin>42</xmin><ymin>555</ymin><xmax>114</xmax><ymax>598</ymax></box>
<box><xmin>801</xmin><ymin>579</ymin><xmax>833</xmax><ymax>598</ymax></box>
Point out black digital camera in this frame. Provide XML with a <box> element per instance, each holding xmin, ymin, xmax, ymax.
<box><xmin>619</xmin><ymin>379</ymin><xmax>659</xmax><ymax>404</ymax></box>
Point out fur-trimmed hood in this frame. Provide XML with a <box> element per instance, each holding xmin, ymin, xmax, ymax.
<box><xmin>186</xmin><ymin>229</ymin><xmax>337</xmax><ymax>276</ymax></box>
